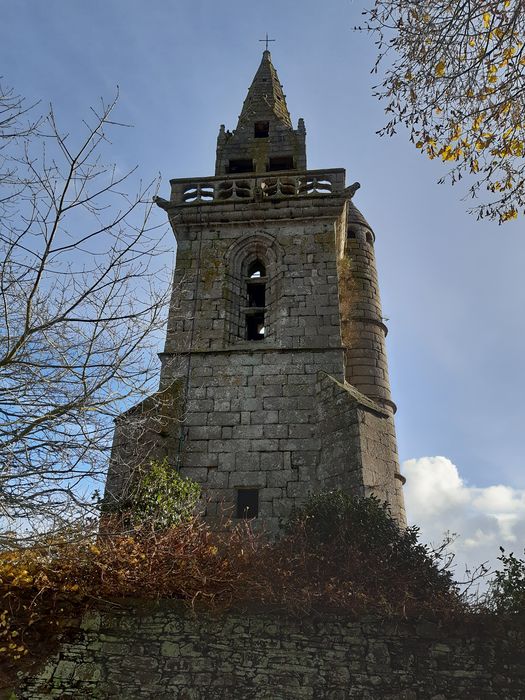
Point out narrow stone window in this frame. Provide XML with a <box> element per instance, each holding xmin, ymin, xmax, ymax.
<box><xmin>267</xmin><ymin>156</ymin><xmax>294</xmax><ymax>171</ymax></box>
<box><xmin>254</xmin><ymin>121</ymin><xmax>269</xmax><ymax>138</ymax></box>
<box><xmin>227</xmin><ymin>158</ymin><xmax>254</xmax><ymax>174</ymax></box>
<box><xmin>224</xmin><ymin>234</ymin><xmax>281</xmax><ymax>345</ymax></box>
<box><xmin>236</xmin><ymin>489</ymin><xmax>259</xmax><ymax>519</ymax></box>
<box><xmin>246</xmin><ymin>312</ymin><xmax>265</xmax><ymax>340</ymax></box>
<box><xmin>244</xmin><ymin>260</ymin><xmax>266</xmax><ymax>340</ymax></box>
<box><xmin>247</xmin><ymin>282</ymin><xmax>265</xmax><ymax>307</ymax></box>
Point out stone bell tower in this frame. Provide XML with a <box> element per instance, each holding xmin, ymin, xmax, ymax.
<box><xmin>105</xmin><ymin>50</ymin><xmax>406</xmax><ymax>530</ymax></box>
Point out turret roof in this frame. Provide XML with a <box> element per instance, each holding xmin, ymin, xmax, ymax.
<box><xmin>347</xmin><ymin>201</ymin><xmax>374</xmax><ymax>233</ymax></box>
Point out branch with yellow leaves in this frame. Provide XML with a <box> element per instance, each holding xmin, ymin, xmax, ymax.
<box><xmin>361</xmin><ymin>0</ymin><xmax>525</xmax><ymax>222</ymax></box>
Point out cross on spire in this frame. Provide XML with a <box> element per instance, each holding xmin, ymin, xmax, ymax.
<box><xmin>259</xmin><ymin>33</ymin><xmax>276</xmax><ymax>51</ymax></box>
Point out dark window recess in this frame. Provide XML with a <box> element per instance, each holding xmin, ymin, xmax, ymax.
<box><xmin>267</xmin><ymin>156</ymin><xmax>294</xmax><ymax>172</ymax></box>
<box><xmin>227</xmin><ymin>159</ymin><xmax>254</xmax><ymax>174</ymax></box>
<box><xmin>247</xmin><ymin>282</ymin><xmax>265</xmax><ymax>307</ymax></box>
<box><xmin>248</xmin><ymin>260</ymin><xmax>266</xmax><ymax>278</ymax></box>
<box><xmin>254</xmin><ymin>121</ymin><xmax>269</xmax><ymax>138</ymax></box>
<box><xmin>236</xmin><ymin>489</ymin><xmax>259</xmax><ymax>519</ymax></box>
<box><xmin>246</xmin><ymin>312</ymin><xmax>265</xmax><ymax>340</ymax></box>
<box><xmin>347</xmin><ymin>229</ymin><xmax>356</xmax><ymax>239</ymax></box>
<box><xmin>244</xmin><ymin>259</ymin><xmax>267</xmax><ymax>339</ymax></box>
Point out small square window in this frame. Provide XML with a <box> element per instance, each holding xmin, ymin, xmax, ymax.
<box><xmin>254</xmin><ymin>121</ymin><xmax>269</xmax><ymax>138</ymax></box>
<box><xmin>267</xmin><ymin>156</ymin><xmax>294</xmax><ymax>172</ymax></box>
<box><xmin>236</xmin><ymin>489</ymin><xmax>259</xmax><ymax>519</ymax></box>
<box><xmin>227</xmin><ymin>159</ymin><xmax>254</xmax><ymax>174</ymax></box>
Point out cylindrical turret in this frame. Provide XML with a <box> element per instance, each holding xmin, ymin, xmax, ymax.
<box><xmin>338</xmin><ymin>200</ymin><xmax>406</xmax><ymax>525</ymax></box>
<box><xmin>339</xmin><ymin>202</ymin><xmax>395</xmax><ymax>414</ymax></box>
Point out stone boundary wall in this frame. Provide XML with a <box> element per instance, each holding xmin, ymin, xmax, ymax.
<box><xmin>17</xmin><ymin>603</ymin><xmax>525</xmax><ymax>699</ymax></box>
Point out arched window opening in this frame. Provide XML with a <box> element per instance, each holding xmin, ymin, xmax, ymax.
<box><xmin>244</xmin><ymin>258</ymin><xmax>267</xmax><ymax>341</ymax></box>
<box><xmin>248</xmin><ymin>260</ymin><xmax>265</xmax><ymax>278</ymax></box>
<box><xmin>224</xmin><ymin>233</ymin><xmax>281</xmax><ymax>346</ymax></box>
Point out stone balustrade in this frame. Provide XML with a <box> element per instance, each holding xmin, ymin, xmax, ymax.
<box><xmin>169</xmin><ymin>168</ymin><xmax>346</xmax><ymax>205</ymax></box>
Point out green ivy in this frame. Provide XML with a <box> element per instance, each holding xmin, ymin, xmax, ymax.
<box><xmin>128</xmin><ymin>458</ymin><xmax>201</xmax><ymax>530</ymax></box>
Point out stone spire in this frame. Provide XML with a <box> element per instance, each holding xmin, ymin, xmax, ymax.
<box><xmin>215</xmin><ymin>51</ymin><xmax>306</xmax><ymax>175</ymax></box>
<box><xmin>238</xmin><ymin>50</ymin><xmax>292</xmax><ymax>128</ymax></box>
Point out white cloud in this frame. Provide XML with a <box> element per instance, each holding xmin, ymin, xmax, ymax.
<box><xmin>402</xmin><ymin>456</ymin><xmax>525</xmax><ymax>583</ymax></box>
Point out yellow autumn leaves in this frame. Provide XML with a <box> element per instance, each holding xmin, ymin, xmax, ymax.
<box><xmin>501</xmin><ymin>209</ymin><xmax>518</xmax><ymax>221</ymax></box>
<box><xmin>435</xmin><ymin>61</ymin><xmax>446</xmax><ymax>77</ymax></box>
<box><xmin>366</xmin><ymin>0</ymin><xmax>525</xmax><ymax>220</ymax></box>
<box><xmin>415</xmin><ymin>119</ymin><xmax>525</xmax><ymax>164</ymax></box>
<box><xmin>0</xmin><ymin>609</ymin><xmax>28</xmax><ymax>660</ymax></box>
<box><xmin>434</xmin><ymin>44</ymin><xmax>522</xmax><ymax>82</ymax></box>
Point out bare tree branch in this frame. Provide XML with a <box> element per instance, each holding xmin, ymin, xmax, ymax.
<box><xmin>0</xmin><ymin>84</ymin><xmax>172</xmax><ymax>546</ymax></box>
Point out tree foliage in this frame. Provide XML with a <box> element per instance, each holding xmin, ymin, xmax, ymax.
<box><xmin>487</xmin><ymin>547</ymin><xmax>525</xmax><ymax>613</ymax></box>
<box><xmin>287</xmin><ymin>490</ymin><xmax>455</xmax><ymax>600</ymax></box>
<box><xmin>108</xmin><ymin>459</ymin><xmax>202</xmax><ymax>531</ymax></box>
<box><xmin>362</xmin><ymin>0</ymin><xmax>525</xmax><ymax>222</ymax></box>
<box><xmin>0</xmin><ymin>84</ymin><xmax>170</xmax><ymax>545</ymax></box>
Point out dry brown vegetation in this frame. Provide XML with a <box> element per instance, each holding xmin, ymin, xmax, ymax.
<box><xmin>0</xmin><ymin>499</ymin><xmax>465</xmax><ymax>691</ymax></box>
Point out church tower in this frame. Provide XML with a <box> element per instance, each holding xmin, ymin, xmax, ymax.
<box><xmin>105</xmin><ymin>50</ymin><xmax>406</xmax><ymax>529</ymax></box>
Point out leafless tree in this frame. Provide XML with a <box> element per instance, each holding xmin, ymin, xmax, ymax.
<box><xmin>0</xmin><ymin>84</ymin><xmax>171</xmax><ymax>546</ymax></box>
<box><xmin>361</xmin><ymin>0</ymin><xmax>525</xmax><ymax>222</ymax></box>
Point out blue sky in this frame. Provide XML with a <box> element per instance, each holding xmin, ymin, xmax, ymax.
<box><xmin>4</xmin><ymin>0</ymin><xmax>525</xmax><ymax>572</ymax></box>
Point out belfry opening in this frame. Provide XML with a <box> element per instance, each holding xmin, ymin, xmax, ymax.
<box><xmin>245</xmin><ymin>260</ymin><xmax>266</xmax><ymax>341</ymax></box>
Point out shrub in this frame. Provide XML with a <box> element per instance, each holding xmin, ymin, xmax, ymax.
<box><xmin>103</xmin><ymin>458</ymin><xmax>201</xmax><ymax>531</ymax></box>
<box><xmin>0</xmin><ymin>519</ymin><xmax>257</xmax><ymax>689</ymax></box>
<box><xmin>487</xmin><ymin>547</ymin><xmax>525</xmax><ymax>614</ymax></box>
<box><xmin>0</xmin><ymin>491</ymin><xmax>464</xmax><ymax>689</ymax></box>
<box><xmin>277</xmin><ymin>490</ymin><xmax>457</xmax><ymax>614</ymax></box>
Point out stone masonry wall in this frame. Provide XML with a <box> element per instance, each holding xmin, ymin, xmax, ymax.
<box><xmin>358</xmin><ymin>409</ymin><xmax>406</xmax><ymax>521</ymax></box>
<box><xmin>161</xmin><ymin>200</ymin><xmax>344</xmax><ymax>356</ymax></box>
<box><xmin>178</xmin><ymin>350</ymin><xmax>343</xmax><ymax>532</ymax></box>
<box><xmin>18</xmin><ymin>604</ymin><xmax>525</xmax><ymax>699</ymax></box>
<box><xmin>105</xmin><ymin>183</ymin><xmax>406</xmax><ymax>528</ymax></box>
<box><xmin>316</xmin><ymin>373</ymin><xmax>404</xmax><ymax>519</ymax></box>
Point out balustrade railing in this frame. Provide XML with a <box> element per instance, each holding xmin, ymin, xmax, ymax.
<box><xmin>170</xmin><ymin>169</ymin><xmax>346</xmax><ymax>205</ymax></box>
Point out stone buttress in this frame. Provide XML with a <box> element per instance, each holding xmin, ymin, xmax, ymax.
<box><xmin>105</xmin><ymin>51</ymin><xmax>406</xmax><ymax>530</ymax></box>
